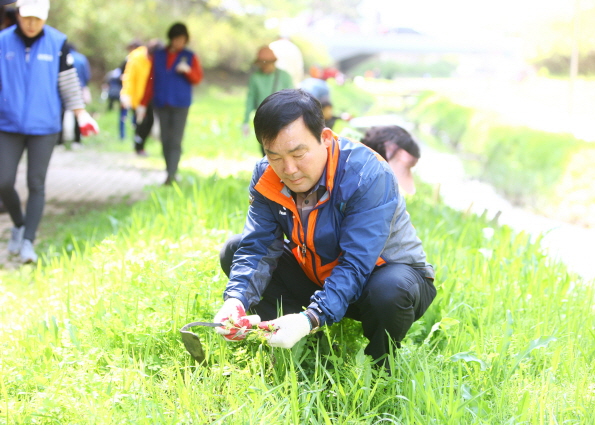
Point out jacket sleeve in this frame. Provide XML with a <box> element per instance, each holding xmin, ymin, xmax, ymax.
<box><xmin>58</xmin><ymin>40</ymin><xmax>85</xmax><ymax>111</ymax></box>
<box><xmin>140</xmin><ymin>59</ymin><xmax>154</xmax><ymax>107</ymax></box>
<box><xmin>120</xmin><ymin>54</ymin><xmax>135</xmax><ymax>100</ymax></box>
<box><xmin>185</xmin><ymin>54</ymin><xmax>203</xmax><ymax>85</ymax></box>
<box><xmin>308</xmin><ymin>163</ymin><xmax>399</xmax><ymax>325</ymax></box>
<box><xmin>224</xmin><ymin>166</ymin><xmax>285</xmax><ymax>309</ymax></box>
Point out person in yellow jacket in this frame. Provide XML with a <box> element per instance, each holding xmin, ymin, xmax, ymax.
<box><xmin>120</xmin><ymin>40</ymin><xmax>159</xmax><ymax>156</ymax></box>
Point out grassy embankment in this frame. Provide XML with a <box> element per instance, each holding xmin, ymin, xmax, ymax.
<box><xmin>1</xmin><ymin>85</ymin><xmax>594</xmax><ymax>424</ymax></box>
<box><xmin>399</xmin><ymin>90</ymin><xmax>595</xmax><ymax>227</ymax></box>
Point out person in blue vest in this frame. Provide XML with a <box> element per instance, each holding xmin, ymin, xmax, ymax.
<box><xmin>138</xmin><ymin>22</ymin><xmax>203</xmax><ymax>185</ymax></box>
<box><xmin>0</xmin><ymin>0</ymin><xmax>99</xmax><ymax>263</ymax></box>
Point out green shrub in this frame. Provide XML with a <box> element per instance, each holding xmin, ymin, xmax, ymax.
<box><xmin>405</xmin><ymin>94</ymin><xmax>590</xmax><ymax>208</ymax></box>
<box><xmin>328</xmin><ymin>79</ymin><xmax>376</xmax><ymax>118</ymax></box>
<box><xmin>408</xmin><ymin>93</ymin><xmax>473</xmax><ymax>149</ymax></box>
<box><xmin>481</xmin><ymin>126</ymin><xmax>581</xmax><ymax>204</ymax></box>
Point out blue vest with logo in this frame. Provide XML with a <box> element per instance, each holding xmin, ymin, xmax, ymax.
<box><xmin>0</xmin><ymin>25</ymin><xmax>66</xmax><ymax>135</ymax></box>
<box><xmin>152</xmin><ymin>48</ymin><xmax>193</xmax><ymax>108</ymax></box>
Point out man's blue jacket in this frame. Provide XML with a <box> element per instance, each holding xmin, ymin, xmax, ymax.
<box><xmin>224</xmin><ymin>135</ymin><xmax>433</xmax><ymax>326</ymax></box>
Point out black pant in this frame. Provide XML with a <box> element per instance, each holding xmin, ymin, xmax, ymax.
<box><xmin>133</xmin><ymin>103</ymin><xmax>154</xmax><ymax>152</ymax></box>
<box><xmin>0</xmin><ymin>131</ymin><xmax>59</xmax><ymax>242</ymax></box>
<box><xmin>220</xmin><ymin>234</ymin><xmax>436</xmax><ymax>361</ymax></box>
<box><xmin>154</xmin><ymin>106</ymin><xmax>189</xmax><ymax>179</ymax></box>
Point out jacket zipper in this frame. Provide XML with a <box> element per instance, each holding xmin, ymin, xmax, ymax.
<box><xmin>298</xmin><ymin>207</ymin><xmax>323</xmax><ymax>285</ymax></box>
<box><xmin>23</xmin><ymin>45</ymin><xmax>31</xmax><ymax>133</ymax></box>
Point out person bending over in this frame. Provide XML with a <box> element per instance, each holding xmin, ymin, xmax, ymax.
<box><xmin>213</xmin><ymin>89</ymin><xmax>436</xmax><ymax>366</ymax></box>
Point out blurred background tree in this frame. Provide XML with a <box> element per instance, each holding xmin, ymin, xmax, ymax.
<box><xmin>524</xmin><ymin>3</ymin><xmax>595</xmax><ymax>76</ymax></box>
<box><xmin>44</xmin><ymin>0</ymin><xmax>337</xmax><ymax>83</ymax></box>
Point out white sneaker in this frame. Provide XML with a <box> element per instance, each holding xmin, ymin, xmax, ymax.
<box><xmin>8</xmin><ymin>226</ymin><xmax>25</xmax><ymax>255</ymax></box>
<box><xmin>20</xmin><ymin>239</ymin><xmax>38</xmax><ymax>264</ymax></box>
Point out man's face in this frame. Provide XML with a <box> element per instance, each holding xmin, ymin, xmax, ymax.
<box><xmin>264</xmin><ymin>117</ymin><xmax>332</xmax><ymax>194</ymax></box>
<box><xmin>17</xmin><ymin>15</ymin><xmax>45</xmax><ymax>38</ymax></box>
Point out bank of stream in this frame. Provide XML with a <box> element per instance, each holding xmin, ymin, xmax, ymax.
<box><xmin>346</xmin><ymin>113</ymin><xmax>594</xmax><ymax>282</ymax></box>
<box><xmin>415</xmin><ymin>139</ymin><xmax>595</xmax><ymax>282</ymax></box>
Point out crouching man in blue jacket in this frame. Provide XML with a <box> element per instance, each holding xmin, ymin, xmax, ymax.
<box><xmin>214</xmin><ymin>89</ymin><xmax>436</xmax><ymax>364</ymax></box>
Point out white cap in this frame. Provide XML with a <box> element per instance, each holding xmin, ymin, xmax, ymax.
<box><xmin>16</xmin><ymin>0</ymin><xmax>50</xmax><ymax>20</ymax></box>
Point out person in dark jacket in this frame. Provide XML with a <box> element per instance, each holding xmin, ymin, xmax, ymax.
<box><xmin>139</xmin><ymin>22</ymin><xmax>202</xmax><ymax>185</ymax></box>
<box><xmin>213</xmin><ymin>89</ymin><xmax>436</xmax><ymax>366</ymax></box>
<box><xmin>0</xmin><ymin>0</ymin><xmax>99</xmax><ymax>263</ymax></box>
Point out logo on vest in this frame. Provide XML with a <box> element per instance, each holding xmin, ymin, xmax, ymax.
<box><xmin>37</xmin><ymin>53</ymin><xmax>54</xmax><ymax>62</ymax></box>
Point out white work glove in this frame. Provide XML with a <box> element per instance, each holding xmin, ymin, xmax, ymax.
<box><xmin>259</xmin><ymin>312</ymin><xmax>311</xmax><ymax>349</ymax></box>
<box><xmin>175</xmin><ymin>60</ymin><xmax>191</xmax><ymax>74</ymax></box>
<box><xmin>76</xmin><ymin>110</ymin><xmax>99</xmax><ymax>137</ymax></box>
<box><xmin>120</xmin><ymin>94</ymin><xmax>132</xmax><ymax>109</ymax></box>
<box><xmin>135</xmin><ymin>105</ymin><xmax>147</xmax><ymax>123</ymax></box>
<box><xmin>213</xmin><ymin>298</ymin><xmax>261</xmax><ymax>341</ymax></box>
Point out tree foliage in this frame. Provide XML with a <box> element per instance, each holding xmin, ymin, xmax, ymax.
<box><xmin>44</xmin><ymin>0</ymin><xmax>347</xmax><ymax>82</ymax></box>
<box><xmin>524</xmin><ymin>4</ymin><xmax>595</xmax><ymax>76</ymax></box>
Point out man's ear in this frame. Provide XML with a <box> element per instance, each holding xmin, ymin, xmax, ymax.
<box><xmin>321</xmin><ymin>127</ymin><xmax>334</xmax><ymax>145</ymax></box>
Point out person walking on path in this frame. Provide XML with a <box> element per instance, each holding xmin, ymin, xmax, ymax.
<box><xmin>120</xmin><ymin>39</ymin><xmax>154</xmax><ymax>156</ymax></box>
<box><xmin>214</xmin><ymin>89</ymin><xmax>436</xmax><ymax>366</ymax></box>
<box><xmin>115</xmin><ymin>40</ymin><xmax>140</xmax><ymax>140</ymax></box>
<box><xmin>139</xmin><ymin>23</ymin><xmax>203</xmax><ymax>185</ymax></box>
<box><xmin>242</xmin><ymin>46</ymin><xmax>294</xmax><ymax>145</ymax></box>
<box><xmin>0</xmin><ymin>0</ymin><xmax>99</xmax><ymax>263</ymax></box>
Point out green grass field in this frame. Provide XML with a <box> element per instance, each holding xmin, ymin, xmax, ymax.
<box><xmin>1</xmin><ymin>86</ymin><xmax>594</xmax><ymax>424</ymax></box>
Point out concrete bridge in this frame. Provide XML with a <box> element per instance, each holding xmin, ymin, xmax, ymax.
<box><xmin>315</xmin><ymin>31</ymin><xmax>521</xmax><ymax>71</ymax></box>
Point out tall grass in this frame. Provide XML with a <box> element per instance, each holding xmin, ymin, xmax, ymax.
<box><xmin>1</xmin><ymin>85</ymin><xmax>594</xmax><ymax>424</ymax></box>
<box><xmin>1</xmin><ymin>175</ymin><xmax>593</xmax><ymax>424</ymax></box>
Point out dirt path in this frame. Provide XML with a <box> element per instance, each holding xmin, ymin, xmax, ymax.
<box><xmin>0</xmin><ymin>144</ymin><xmax>259</xmax><ymax>269</ymax></box>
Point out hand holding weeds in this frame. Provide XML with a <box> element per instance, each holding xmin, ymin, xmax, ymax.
<box><xmin>213</xmin><ymin>298</ymin><xmax>261</xmax><ymax>341</ymax></box>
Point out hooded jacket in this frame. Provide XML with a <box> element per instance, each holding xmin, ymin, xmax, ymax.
<box><xmin>224</xmin><ymin>135</ymin><xmax>434</xmax><ymax>326</ymax></box>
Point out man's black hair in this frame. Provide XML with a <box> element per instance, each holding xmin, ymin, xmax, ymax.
<box><xmin>167</xmin><ymin>22</ymin><xmax>189</xmax><ymax>42</ymax></box>
<box><xmin>361</xmin><ymin>125</ymin><xmax>421</xmax><ymax>159</ymax></box>
<box><xmin>253</xmin><ymin>89</ymin><xmax>325</xmax><ymax>147</ymax></box>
